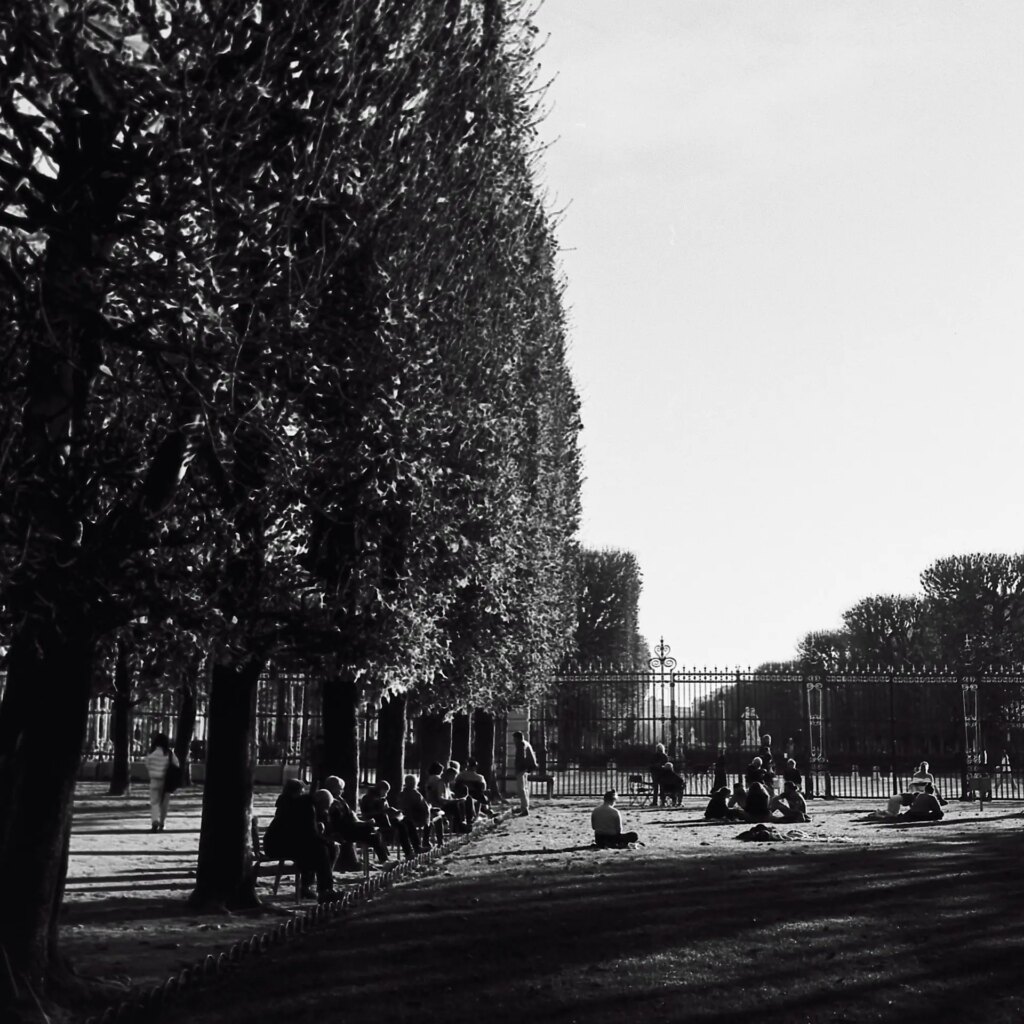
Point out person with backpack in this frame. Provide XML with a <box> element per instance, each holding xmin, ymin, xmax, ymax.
<box><xmin>144</xmin><ymin>732</ymin><xmax>180</xmax><ymax>832</ymax></box>
<box><xmin>512</xmin><ymin>730</ymin><xmax>538</xmax><ymax>816</ymax></box>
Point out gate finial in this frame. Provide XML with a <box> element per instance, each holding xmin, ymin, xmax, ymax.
<box><xmin>648</xmin><ymin>637</ymin><xmax>677</xmax><ymax>674</ymax></box>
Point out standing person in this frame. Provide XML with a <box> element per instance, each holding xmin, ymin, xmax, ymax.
<box><xmin>758</xmin><ymin>735</ymin><xmax>776</xmax><ymax>791</ymax></box>
<box><xmin>590</xmin><ymin>790</ymin><xmax>641</xmax><ymax>849</ymax></box>
<box><xmin>512</xmin><ymin>730</ymin><xmax>537</xmax><ymax>816</ymax></box>
<box><xmin>712</xmin><ymin>754</ymin><xmax>728</xmax><ymax>793</ymax></box>
<box><xmin>650</xmin><ymin>742</ymin><xmax>671</xmax><ymax>807</ymax></box>
<box><xmin>144</xmin><ymin>732</ymin><xmax>179</xmax><ymax>832</ymax></box>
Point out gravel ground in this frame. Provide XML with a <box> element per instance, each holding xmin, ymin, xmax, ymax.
<box><xmin>61</xmin><ymin>786</ymin><xmax>1024</xmax><ymax>1022</ymax></box>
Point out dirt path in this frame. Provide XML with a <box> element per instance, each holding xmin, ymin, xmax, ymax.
<box><xmin>152</xmin><ymin>797</ymin><xmax>1024</xmax><ymax>1024</ymax></box>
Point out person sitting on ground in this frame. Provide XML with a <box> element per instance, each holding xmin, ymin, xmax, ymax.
<box><xmin>591</xmin><ymin>790</ymin><xmax>641</xmax><ymax>849</ymax></box>
<box><xmin>704</xmin><ymin>786</ymin><xmax>744</xmax><ymax>821</ymax></box>
<box><xmin>744</xmin><ymin>756</ymin><xmax>766</xmax><ymax>788</ymax></box>
<box><xmin>909</xmin><ymin>761</ymin><xmax>934</xmax><ymax>792</ymax></box>
<box><xmin>360</xmin><ymin>780</ymin><xmax>418</xmax><ymax>858</ymax></box>
<box><xmin>456</xmin><ymin>759</ymin><xmax>493</xmax><ymax>815</ymax></box>
<box><xmin>323</xmin><ymin>775</ymin><xmax>389</xmax><ymax>865</ymax></box>
<box><xmin>769</xmin><ymin>780</ymin><xmax>810</xmax><ymax>823</ymax></box>
<box><xmin>901</xmin><ymin>782</ymin><xmax>944</xmax><ymax>822</ymax></box>
<box><xmin>742</xmin><ymin>778</ymin><xmax>773</xmax><ymax>823</ymax></box>
<box><xmin>782</xmin><ymin>758</ymin><xmax>803</xmax><ymax>791</ymax></box>
<box><xmin>262</xmin><ymin>779</ymin><xmax>337</xmax><ymax>902</ymax></box>
<box><xmin>712</xmin><ymin>754</ymin><xmax>728</xmax><ymax>793</ymax></box>
<box><xmin>423</xmin><ymin>761</ymin><xmax>470</xmax><ymax>832</ymax></box>
<box><xmin>727</xmin><ymin>781</ymin><xmax>747</xmax><ymax>812</ymax></box>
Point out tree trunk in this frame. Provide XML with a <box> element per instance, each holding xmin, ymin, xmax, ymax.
<box><xmin>173</xmin><ymin>681</ymin><xmax>197</xmax><ymax>787</ymax></box>
<box><xmin>472</xmin><ymin>709</ymin><xmax>497</xmax><ymax>795</ymax></box>
<box><xmin>377</xmin><ymin>693</ymin><xmax>407</xmax><ymax>793</ymax></box>
<box><xmin>108</xmin><ymin>642</ymin><xmax>133</xmax><ymax>796</ymax></box>
<box><xmin>417</xmin><ymin>712</ymin><xmax>452</xmax><ymax>781</ymax></box>
<box><xmin>0</xmin><ymin>626</ymin><xmax>96</xmax><ymax>995</ymax></box>
<box><xmin>189</xmin><ymin>656</ymin><xmax>263</xmax><ymax>911</ymax></box>
<box><xmin>322</xmin><ymin>676</ymin><xmax>361</xmax><ymax>802</ymax></box>
<box><xmin>451</xmin><ymin>709</ymin><xmax>471</xmax><ymax>767</ymax></box>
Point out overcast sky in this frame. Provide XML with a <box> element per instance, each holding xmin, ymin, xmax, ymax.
<box><xmin>532</xmin><ymin>0</ymin><xmax>1024</xmax><ymax>668</ymax></box>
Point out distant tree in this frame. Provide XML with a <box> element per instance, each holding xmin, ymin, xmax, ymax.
<box><xmin>573</xmin><ymin>548</ymin><xmax>648</xmax><ymax>669</ymax></box>
<box><xmin>795</xmin><ymin>630</ymin><xmax>850</xmax><ymax>672</ymax></box>
<box><xmin>920</xmin><ymin>554</ymin><xmax>1024</xmax><ymax>670</ymax></box>
<box><xmin>840</xmin><ymin>594</ymin><xmax>938</xmax><ymax>668</ymax></box>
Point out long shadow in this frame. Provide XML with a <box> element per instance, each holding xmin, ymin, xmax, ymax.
<box><xmin>459</xmin><ymin>844</ymin><xmax>596</xmax><ymax>859</ymax></box>
<box><xmin>167</xmin><ymin>826</ymin><xmax>1024</xmax><ymax>1024</ymax></box>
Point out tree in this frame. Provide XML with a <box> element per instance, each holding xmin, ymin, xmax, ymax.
<box><xmin>840</xmin><ymin>595</ymin><xmax>937</xmax><ymax>667</ymax></box>
<box><xmin>573</xmin><ymin>548</ymin><xmax>648</xmax><ymax>668</ymax></box>
<box><xmin>920</xmin><ymin>554</ymin><xmax>1024</xmax><ymax>669</ymax></box>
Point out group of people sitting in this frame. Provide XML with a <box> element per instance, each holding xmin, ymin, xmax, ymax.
<box><xmin>703</xmin><ymin>753</ymin><xmax>810</xmax><ymax>824</ymax></box>
<box><xmin>876</xmin><ymin>761</ymin><xmax>945</xmax><ymax>821</ymax></box>
<box><xmin>262</xmin><ymin>758</ymin><xmax>493</xmax><ymax>903</ymax></box>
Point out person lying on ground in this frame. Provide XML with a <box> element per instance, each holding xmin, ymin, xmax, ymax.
<box><xmin>323</xmin><ymin>775</ymin><xmax>389</xmax><ymax>864</ymax></box>
<box><xmin>591</xmin><ymin>789</ymin><xmax>641</xmax><ymax>849</ymax></box>
<box><xmin>900</xmin><ymin>783</ymin><xmax>944</xmax><ymax>822</ymax></box>
<box><xmin>782</xmin><ymin>758</ymin><xmax>803</xmax><ymax>791</ymax></box>
<box><xmin>262</xmin><ymin>779</ymin><xmax>338</xmax><ymax>902</ymax></box>
<box><xmin>769</xmin><ymin>780</ymin><xmax>810</xmax><ymax>823</ymax></box>
<box><xmin>360</xmin><ymin>781</ymin><xmax>418</xmax><ymax>858</ymax></box>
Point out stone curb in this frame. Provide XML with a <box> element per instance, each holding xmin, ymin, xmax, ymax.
<box><xmin>79</xmin><ymin>809</ymin><xmax>512</xmax><ymax>1024</ymax></box>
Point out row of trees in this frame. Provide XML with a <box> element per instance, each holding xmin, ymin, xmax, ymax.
<box><xmin>790</xmin><ymin>554</ymin><xmax>1024</xmax><ymax>672</ymax></box>
<box><xmin>0</xmin><ymin>1</ymin><xmax>582</xmax><ymax>1011</ymax></box>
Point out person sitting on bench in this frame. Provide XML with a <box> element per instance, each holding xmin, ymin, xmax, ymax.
<box><xmin>262</xmin><ymin>779</ymin><xmax>338</xmax><ymax>902</ymax></box>
<box><xmin>323</xmin><ymin>775</ymin><xmax>388</xmax><ymax>866</ymax></box>
<box><xmin>395</xmin><ymin>774</ymin><xmax>439</xmax><ymax>847</ymax></box>
<box><xmin>654</xmin><ymin>761</ymin><xmax>686</xmax><ymax>805</ymax></box>
<box><xmin>441</xmin><ymin>765</ymin><xmax>474</xmax><ymax>825</ymax></box>
<box><xmin>770</xmin><ymin>780</ymin><xmax>810</xmax><ymax>823</ymax></box>
<box><xmin>360</xmin><ymin>781</ymin><xmax>418</xmax><ymax>858</ymax></box>
<box><xmin>591</xmin><ymin>790</ymin><xmax>640</xmax><ymax>849</ymax></box>
<box><xmin>901</xmin><ymin>783</ymin><xmax>944</xmax><ymax>821</ymax></box>
<box><xmin>424</xmin><ymin>762</ymin><xmax>470</xmax><ymax>832</ymax></box>
<box><xmin>456</xmin><ymin>759</ymin><xmax>493</xmax><ymax>816</ymax></box>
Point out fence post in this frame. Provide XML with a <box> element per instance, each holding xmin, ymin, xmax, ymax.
<box><xmin>889</xmin><ymin>672</ymin><xmax>897</xmax><ymax>796</ymax></box>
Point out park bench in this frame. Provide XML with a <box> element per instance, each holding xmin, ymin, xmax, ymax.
<box><xmin>530</xmin><ymin>772</ymin><xmax>556</xmax><ymax>799</ymax></box>
<box><xmin>251</xmin><ymin>817</ymin><xmax>372</xmax><ymax>904</ymax></box>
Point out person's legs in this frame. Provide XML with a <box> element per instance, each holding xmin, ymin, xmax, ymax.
<box><xmin>149</xmin><ymin>782</ymin><xmax>163</xmax><ymax>829</ymax></box>
<box><xmin>159</xmin><ymin>791</ymin><xmax>171</xmax><ymax>828</ymax></box>
<box><xmin>516</xmin><ymin>771</ymin><xmax>530</xmax><ymax>814</ymax></box>
<box><xmin>595</xmin><ymin>832</ymin><xmax>636</xmax><ymax>849</ymax></box>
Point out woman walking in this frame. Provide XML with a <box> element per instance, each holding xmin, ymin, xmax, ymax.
<box><xmin>144</xmin><ymin>732</ymin><xmax>179</xmax><ymax>832</ymax></box>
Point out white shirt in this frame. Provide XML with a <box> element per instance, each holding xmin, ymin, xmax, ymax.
<box><xmin>591</xmin><ymin>802</ymin><xmax>622</xmax><ymax>836</ymax></box>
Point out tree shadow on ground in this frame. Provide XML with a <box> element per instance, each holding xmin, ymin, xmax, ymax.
<box><xmin>171</xmin><ymin>827</ymin><xmax>1024</xmax><ymax>1024</ymax></box>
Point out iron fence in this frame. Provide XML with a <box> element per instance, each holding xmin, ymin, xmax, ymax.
<box><xmin>530</xmin><ymin>667</ymin><xmax>1024</xmax><ymax>800</ymax></box>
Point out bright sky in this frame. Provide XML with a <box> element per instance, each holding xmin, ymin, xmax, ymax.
<box><xmin>532</xmin><ymin>0</ymin><xmax>1024</xmax><ymax>669</ymax></box>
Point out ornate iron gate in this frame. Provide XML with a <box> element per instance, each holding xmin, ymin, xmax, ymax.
<box><xmin>532</xmin><ymin>657</ymin><xmax>1024</xmax><ymax>800</ymax></box>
